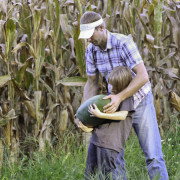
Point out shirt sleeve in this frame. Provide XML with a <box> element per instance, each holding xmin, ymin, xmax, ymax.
<box><xmin>85</xmin><ymin>45</ymin><xmax>98</xmax><ymax>76</ymax></box>
<box><xmin>121</xmin><ymin>38</ymin><xmax>143</xmax><ymax>70</ymax></box>
<box><xmin>118</xmin><ymin>96</ymin><xmax>134</xmax><ymax>113</ymax></box>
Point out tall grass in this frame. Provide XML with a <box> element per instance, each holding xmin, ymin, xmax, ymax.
<box><xmin>1</xmin><ymin>126</ymin><xmax>87</xmax><ymax>180</ymax></box>
<box><xmin>1</xmin><ymin>115</ymin><xmax>179</xmax><ymax>180</ymax></box>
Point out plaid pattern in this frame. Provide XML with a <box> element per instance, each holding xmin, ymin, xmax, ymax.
<box><xmin>85</xmin><ymin>31</ymin><xmax>151</xmax><ymax>108</ymax></box>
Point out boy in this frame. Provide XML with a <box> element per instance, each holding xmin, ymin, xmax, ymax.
<box><xmin>75</xmin><ymin>66</ymin><xmax>134</xmax><ymax>179</ymax></box>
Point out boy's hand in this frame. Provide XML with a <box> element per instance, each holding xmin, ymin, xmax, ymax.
<box><xmin>74</xmin><ymin>116</ymin><xmax>81</xmax><ymax>127</ymax></box>
<box><xmin>88</xmin><ymin>104</ymin><xmax>102</xmax><ymax>118</ymax></box>
<box><xmin>74</xmin><ymin>115</ymin><xmax>93</xmax><ymax>133</ymax></box>
<box><xmin>78</xmin><ymin>121</ymin><xmax>93</xmax><ymax>133</ymax></box>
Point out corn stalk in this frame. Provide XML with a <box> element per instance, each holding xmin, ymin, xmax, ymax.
<box><xmin>3</xmin><ymin>9</ymin><xmax>19</xmax><ymax>163</ymax></box>
<box><xmin>0</xmin><ymin>0</ymin><xmax>179</xmax><ymax>158</ymax></box>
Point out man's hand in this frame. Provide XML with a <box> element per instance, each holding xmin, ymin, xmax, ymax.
<box><xmin>103</xmin><ymin>94</ymin><xmax>122</xmax><ymax>113</ymax></box>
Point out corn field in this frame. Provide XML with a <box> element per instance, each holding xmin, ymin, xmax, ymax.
<box><xmin>0</xmin><ymin>0</ymin><xmax>180</xmax><ymax>168</ymax></box>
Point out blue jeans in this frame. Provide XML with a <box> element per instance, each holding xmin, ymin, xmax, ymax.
<box><xmin>85</xmin><ymin>143</ymin><xmax>119</xmax><ymax>180</ymax></box>
<box><xmin>114</xmin><ymin>91</ymin><xmax>169</xmax><ymax>180</ymax></box>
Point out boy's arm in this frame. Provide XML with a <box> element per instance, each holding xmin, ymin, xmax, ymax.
<box><xmin>88</xmin><ymin>104</ymin><xmax>128</xmax><ymax>120</ymax></box>
<box><xmin>74</xmin><ymin>118</ymin><xmax>93</xmax><ymax>133</ymax></box>
<box><xmin>98</xmin><ymin>111</ymin><xmax>128</xmax><ymax>120</ymax></box>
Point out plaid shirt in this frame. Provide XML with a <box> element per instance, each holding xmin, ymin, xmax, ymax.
<box><xmin>85</xmin><ymin>31</ymin><xmax>151</xmax><ymax>108</ymax></box>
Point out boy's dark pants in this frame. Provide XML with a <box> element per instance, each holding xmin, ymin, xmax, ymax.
<box><xmin>85</xmin><ymin>142</ymin><xmax>125</xmax><ymax>180</ymax></box>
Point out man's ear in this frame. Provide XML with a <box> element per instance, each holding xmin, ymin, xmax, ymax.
<box><xmin>99</xmin><ymin>24</ymin><xmax>104</xmax><ymax>31</ymax></box>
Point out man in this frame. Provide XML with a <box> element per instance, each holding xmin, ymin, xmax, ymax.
<box><xmin>77</xmin><ymin>11</ymin><xmax>169</xmax><ymax>180</ymax></box>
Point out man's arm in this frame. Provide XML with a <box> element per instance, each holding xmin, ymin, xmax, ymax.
<box><xmin>104</xmin><ymin>63</ymin><xmax>149</xmax><ymax>113</ymax></box>
<box><xmin>83</xmin><ymin>72</ymin><xmax>99</xmax><ymax>102</ymax></box>
<box><xmin>74</xmin><ymin>73</ymin><xmax>99</xmax><ymax>130</ymax></box>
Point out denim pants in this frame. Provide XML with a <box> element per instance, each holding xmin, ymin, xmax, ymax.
<box><xmin>85</xmin><ymin>143</ymin><xmax>119</xmax><ymax>180</ymax></box>
<box><xmin>114</xmin><ymin>91</ymin><xmax>169</xmax><ymax>180</ymax></box>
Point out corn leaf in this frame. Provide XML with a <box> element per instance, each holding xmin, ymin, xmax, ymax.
<box><xmin>0</xmin><ymin>109</ymin><xmax>17</xmax><ymax>126</ymax></box>
<box><xmin>0</xmin><ymin>75</ymin><xmax>11</xmax><ymax>87</ymax></box>
<box><xmin>74</xmin><ymin>27</ymin><xmax>85</xmax><ymax>76</ymax></box>
<box><xmin>0</xmin><ymin>139</ymin><xmax>3</xmax><ymax>173</ymax></box>
<box><xmin>12</xmin><ymin>42</ymin><xmax>36</xmax><ymax>58</ymax></box>
<box><xmin>35</xmin><ymin>91</ymin><xmax>42</xmax><ymax>123</ymax></box>
<box><xmin>60</xmin><ymin>14</ymin><xmax>73</xmax><ymax>39</ymax></box>
<box><xmin>154</xmin><ymin>0</ymin><xmax>163</xmax><ymax>43</ymax></box>
<box><xmin>53</xmin><ymin>0</ymin><xmax>60</xmax><ymax>38</ymax></box>
<box><xmin>36</xmin><ymin>35</ymin><xmax>45</xmax><ymax>77</ymax></box>
<box><xmin>39</xmin><ymin>78</ymin><xmax>56</xmax><ymax>99</ymax></box>
<box><xmin>15</xmin><ymin>57</ymin><xmax>33</xmax><ymax>86</ymax></box>
<box><xmin>59</xmin><ymin>109</ymin><xmax>69</xmax><ymax>131</ymax></box>
<box><xmin>12</xmin><ymin>42</ymin><xmax>26</xmax><ymax>53</ymax></box>
<box><xmin>23</xmin><ymin>100</ymin><xmax>36</xmax><ymax>120</ymax></box>
<box><xmin>19</xmin><ymin>4</ymin><xmax>32</xmax><ymax>42</ymax></box>
<box><xmin>170</xmin><ymin>91</ymin><xmax>180</xmax><ymax>112</ymax></box>
<box><xmin>11</xmin><ymin>79</ymin><xmax>31</xmax><ymax>100</ymax></box>
<box><xmin>3</xmin><ymin>18</ymin><xmax>16</xmax><ymax>61</ymax></box>
<box><xmin>39</xmin><ymin>103</ymin><xmax>59</xmax><ymax>151</ymax></box>
<box><xmin>56</xmin><ymin>76</ymin><xmax>87</xmax><ymax>86</ymax></box>
<box><xmin>32</xmin><ymin>7</ymin><xmax>41</xmax><ymax>39</ymax></box>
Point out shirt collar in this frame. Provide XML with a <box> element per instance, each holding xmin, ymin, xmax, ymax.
<box><xmin>106</xmin><ymin>30</ymin><xmax>113</xmax><ymax>50</ymax></box>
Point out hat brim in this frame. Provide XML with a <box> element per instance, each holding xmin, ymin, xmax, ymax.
<box><xmin>78</xmin><ymin>28</ymin><xmax>94</xmax><ymax>39</ymax></box>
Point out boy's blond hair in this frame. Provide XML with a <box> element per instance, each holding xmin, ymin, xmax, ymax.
<box><xmin>108</xmin><ymin>66</ymin><xmax>132</xmax><ymax>94</ymax></box>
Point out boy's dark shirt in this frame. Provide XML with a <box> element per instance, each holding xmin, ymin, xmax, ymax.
<box><xmin>90</xmin><ymin>96</ymin><xmax>134</xmax><ymax>153</ymax></box>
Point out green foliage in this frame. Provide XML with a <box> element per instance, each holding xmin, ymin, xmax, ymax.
<box><xmin>4</xmin><ymin>18</ymin><xmax>16</xmax><ymax>62</ymax></box>
<box><xmin>1</xmin><ymin>117</ymin><xmax>179</xmax><ymax>179</ymax></box>
<box><xmin>0</xmin><ymin>75</ymin><xmax>11</xmax><ymax>87</ymax></box>
<box><xmin>1</xmin><ymin>128</ymin><xmax>86</xmax><ymax>180</ymax></box>
<box><xmin>0</xmin><ymin>109</ymin><xmax>16</xmax><ymax>126</ymax></box>
<box><xmin>56</xmin><ymin>76</ymin><xmax>87</xmax><ymax>86</ymax></box>
<box><xmin>0</xmin><ymin>0</ymin><xmax>179</xmax><ymax>170</ymax></box>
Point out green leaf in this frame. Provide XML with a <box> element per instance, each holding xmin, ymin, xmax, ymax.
<box><xmin>12</xmin><ymin>42</ymin><xmax>36</xmax><ymax>58</ymax></box>
<box><xmin>33</xmin><ymin>8</ymin><xmax>41</xmax><ymax>38</ymax></box>
<box><xmin>107</xmin><ymin>0</ymin><xmax>111</xmax><ymax>16</ymax></box>
<box><xmin>15</xmin><ymin>57</ymin><xmax>33</xmax><ymax>86</ymax></box>
<box><xmin>131</xmin><ymin>1</ymin><xmax>137</xmax><ymax>30</ymax></box>
<box><xmin>39</xmin><ymin>78</ymin><xmax>56</xmax><ymax>99</ymax></box>
<box><xmin>23</xmin><ymin>100</ymin><xmax>36</xmax><ymax>120</ymax></box>
<box><xmin>154</xmin><ymin>0</ymin><xmax>163</xmax><ymax>42</ymax></box>
<box><xmin>4</xmin><ymin>18</ymin><xmax>16</xmax><ymax>61</ymax></box>
<box><xmin>148</xmin><ymin>4</ymin><xmax>154</xmax><ymax>17</ymax></box>
<box><xmin>12</xmin><ymin>42</ymin><xmax>26</xmax><ymax>53</ymax></box>
<box><xmin>56</xmin><ymin>76</ymin><xmax>87</xmax><ymax>86</ymax></box>
<box><xmin>0</xmin><ymin>75</ymin><xmax>11</xmax><ymax>87</ymax></box>
<box><xmin>39</xmin><ymin>103</ymin><xmax>59</xmax><ymax>151</ymax></box>
<box><xmin>73</xmin><ymin>18</ymin><xmax>85</xmax><ymax>76</ymax></box>
<box><xmin>11</xmin><ymin>79</ymin><xmax>31</xmax><ymax>100</ymax></box>
<box><xmin>35</xmin><ymin>91</ymin><xmax>42</xmax><ymax>123</ymax></box>
<box><xmin>35</xmin><ymin>31</ymin><xmax>45</xmax><ymax>90</ymax></box>
<box><xmin>53</xmin><ymin>0</ymin><xmax>60</xmax><ymax>36</ymax></box>
<box><xmin>0</xmin><ymin>109</ymin><xmax>17</xmax><ymax>126</ymax></box>
<box><xmin>60</xmin><ymin>14</ymin><xmax>73</xmax><ymax>39</ymax></box>
<box><xmin>19</xmin><ymin>4</ymin><xmax>32</xmax><ymax>42</ymax></box>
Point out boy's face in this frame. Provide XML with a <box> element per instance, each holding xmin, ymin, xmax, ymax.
<box><xmin>108</xmin><ymin>84</ymin><xmax>116</xmax><ymax>95</ymax></box>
